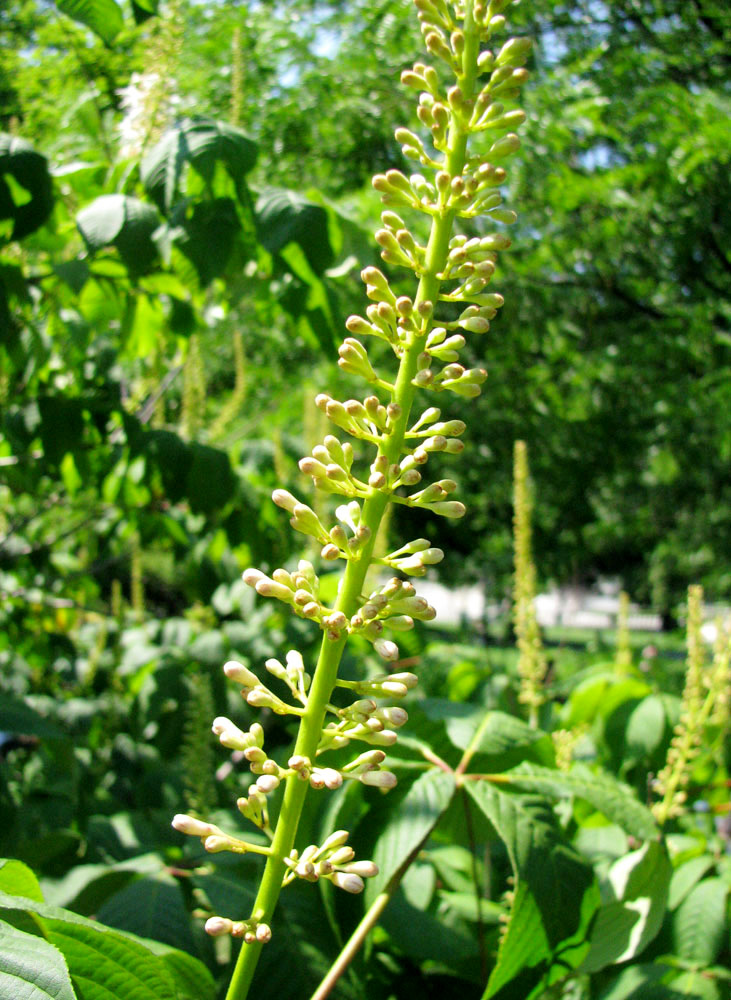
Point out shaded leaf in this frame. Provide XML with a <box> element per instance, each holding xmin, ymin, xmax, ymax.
<box><xmin>96</xmin><ymin>876</ymin><xmax>196</xmax><ymax>955</ymax></box>
<box><xmin>366</xmin><ymin>769</ymin><xmax>456</xmax><ymax>904</ymax></box>
<box><xmin>580</xmin><ymin>842</ymin><xmax>671</xmax><ymax>973</ymax></box>
<box><xmin>466</xmin><ymin>782</ymin><xmax>600</xmax><ymax>999</ymax></box>
<box><xmin>256</xmin><ymin>188</ymin><xmax>334</xmax><ymax>274</ymax></box>
<box><xmin>141</xmin><ymin>117</ymin><xmax>257</xmax><ymax>214</ymax></box>
<box><xmin>0</xmin><ymin>133</ymin><xmax>54</xmax><ymax>240</ymax></box>
<box><xmin>76</xmin><ymin>195</ymin><xmax>160</xmax><ymax>277</ymax></box>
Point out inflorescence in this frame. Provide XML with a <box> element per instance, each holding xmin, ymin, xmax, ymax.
<box><xmin>173</xmin><ymin>0</ymin><xmax>529</xmax><ymax>951</ymax></box>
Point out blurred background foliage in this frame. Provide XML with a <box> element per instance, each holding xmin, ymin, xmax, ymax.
<box><xmin>2</xmin><ymin>0</ymin><xmax>729</xmax><ymax>625</ymax></box>
<box><xmin>0</xmin><ymin>1</ymin><xmax>729</xmax><ymax>996</ymax></box>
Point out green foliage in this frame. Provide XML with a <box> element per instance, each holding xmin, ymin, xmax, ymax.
<box><xmin>1</xmin><ymin>0</ymin><xmax>729</xmax><ymax>998</ymax></box>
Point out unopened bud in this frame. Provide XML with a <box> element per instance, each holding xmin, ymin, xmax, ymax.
<box><xmin>172</xmin><ymin>814</ymin><xmax>216</xmax><ymax>837</ymax></box>
<box><xmin>330</xmin><ymin>871</ymin><xmax>365</xmax><ymax>894</ymax></box>
<box><xmin>374</xmin><ymin>638</ymin><xmax>400</xmax><ymax>661</ymax></box>
<box><xmin>360</xmin><ymin>769</ymin><xmax>398</xmax><ymax>789</ymax></box>
<box><xmin>342</xmin><ymin>860</ymin><xmax>379</xmax><ymax>878</ymax></box>
<box><xmin>256</xmin><ymin>774</ymin><xmax>281</xmax><ymax>794</ymax></box>
<box><xmin>205</xmin><ymin>917</ymin><xmax>234</xmax><ymax>937</ymax></box>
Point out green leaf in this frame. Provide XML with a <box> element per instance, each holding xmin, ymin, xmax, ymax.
<box><xmin>596</xmin><ymin>963</ymin><xmax>683</xmax><ymax>1000</ymax></box>
<box><xmin>366</xmin><ymin>769</ymin><xmax>456</xmax><ymax>904</ymax></box>
<box><xmin>136</xmin><ymin>943</ymin><xmax>216</xmax><ymax>1000</ymax></box>
<box><xmin>563</xmin><ymin>676</ymin><xmax>651</xmax><ymax>729</ymax></box>
<box><xmin>672</xmin><ymin>877</ymin><xmax>728</xmax><ymax>965</ymax></box>
<box><xmin>466</xmin><ymin>782</ymin><xmax>600</xmax><ymax>999</ymax></box>
<box><xmin>0</xmin><ymin>891</ymin><xmax>206</xmax><ymax>1000</ymax></box>
<box><xmin>140</xmin><ymin>117</ymin><xmax>257</xmax><ymax>214</ymax></box>
<box><xmin>169</xmin><ymin>197</ymin><xmax>241</xmax><ymax>285</ymax></box>
<box><xmin>55</xmin><ymin>0</ymin><xmax>125</xmax><ymax>43</ymax></box>
<box><xmin>45</xmin><ymin>919</ymin><xmax>177</xmax><ymax>1000</ymax></box>
<box><xmin>495</xmin><ymin>762</ymin><xmax>658</xmax><ymax>840</ymax></box>
<box><xmin>0</xmin><ymin>133</ymin><xmax>54</xmax><ymax>240</ymax></box>
<box><xmin>37</xmin><ymin>396</ymin><xmax>85</xmax><ymax>465</ymax></box>
<box><xmin>0</xmin><ymin>919</ymin><xmax>77</xmax><ymax>1000</ymax></box>
<box><xmin>76</xmin><ymin>195</ymin><xmax>160</xmax><ymax>277</ymax></box>
<box><xmin>96</xmin><ymin>876</ymin><xmax>196</xmax><ymax>955</ymax></box>
<box><xmin>185</xmin><ymin>443</ymin><xmax>237</xmax><ymax>514</ymax></box>
<box><xmin>624</xmin><ymin>695</ymin><xmax>669</xmax><ymax>758</ymax></box>
<box><xmin>668</xmin><ymin>854</ymin><xmax>714</xmax><ymax>910</ymax></box>
<box><xmin>430</xmin><ymin>703</ymin><xmax>555</xmax><ymax>770</ymax></box>
<box><xmin>0</xmin><ymin>695</ymin><xmax>65</xmax><ymax>741</ymax></box>
<box><xmin>579</xmin><ymin>842</ymin><xmax>671</xmax><ymax>973</ymax></box>
<box><xmin>256</xmin><ymin>188</ymin><xmax>334</xmax><ymax>274</ymax></box>
<box><xmin>0</xmin><ymin>860</ymin><xmax>44</xmax><ymax>902</ymax></box>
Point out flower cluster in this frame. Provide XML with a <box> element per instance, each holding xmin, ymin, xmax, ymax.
<box><xmin>173</xmin><ymin>0</ymin><xmax>529</xmax><ymax>960</ymax></box>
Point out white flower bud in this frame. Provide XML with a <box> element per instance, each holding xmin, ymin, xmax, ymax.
<box><xmin>341</xmin><ymin>860</ymin><xmax>379</xmax><ymax>878</ymax></box>
<box><xmin>221</xmin><ymin>661</ymin><xmax>258</xmax><ymax>691</ymax></box>
<box><xmin>360</xmin><ymin>769</ymin><xmax>398</xmax><ymax>789</ymax></box>
<box><xmin>330</xmin><ymin>871</ymin><xmax>365</xmax><ymax>894</ymax></box>
<box><xmin>374</xmin><ymin>638</ymin><xmax>400</xmax><ymax>661</ymax></box>
<box><xmin>212</xmin><ymin>717</ymin><xmax>252</xmax><ymax>750</ymax></box>
<box><xmin>377</xmin><ymin>706</ymin><xmax>408</xmax><ymax>727</ymax></box>
<box><xmin>172</xmin><ymin>814</ymin><xmax>216</xmax><ymax>837</ymax></box>
<box><xmin>327</xmin><ymin>846</ymin><xmax>356</xmax><ymax>866</ymax></box>
<box><xmin>205</xmin><ymin>916</ymin><xmax>234</xmax><ymax>937</ymax></box>
<box><xmin>256</xmin><ymin>774</ymin><xmax>281</xmax><ymax>794</ymax></box>
<box><xmin>204</xmin><ymin>835</ymin><xmax>232</xmax><ymax>853</ymax></box>
<box><xmin>319</xmin><ymin>830</ymin><xmax>351</xmax><ymax>853</ymax></box>
<box><xmin>255</xmin><ymin>923</ymin><xmax>271</xmax><ymax>943</ymax></box>
<box><xmin>272</xmin><ymin>489</ymin><xmax>298</xmax><ymax>512</ymax></box>
<box><xmin>380</xmin><ymin>681</ymin><xmax>409</xmax><ymax>698</ymax></box>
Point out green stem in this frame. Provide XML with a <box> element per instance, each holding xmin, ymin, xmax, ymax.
<box><xmin>225</xmin><ymin>6</ymin><xmax>482</xmax><ymax>997</ymax></box>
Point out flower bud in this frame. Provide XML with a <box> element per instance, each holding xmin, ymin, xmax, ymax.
<box><xmin>430</xmin><ymin>501</ymin><xmax>467</xmax><ymax>518</ymax></box>
<box><xmin>212</xmin><ymin>716</ymin><xmax>254</xmax><ymax>750</ymax></box>
<box><xmin>320</xmin><ymin>829</ymin><xmax>351</xmax><ymax>853</ymax></box>
<box><xmin>256</xmin><ymin>774</ymin><xmax>280</xmax><ymax>794</ymax></box>
<box><xmin>374</xmin><ymin>638</ymin><xmax>400</xmax><ymax>661</ymax></box>
<box><xmin>223</xmin><ymin>660</ymin><xmax>260</xmax><ymax>689</ymax></box>
<box><xmin>205</xmin><ymin>917</ymin><xmax>234</xmax><ymax>937</ymax></box>
<box><xmin>361</xmin><ymin>768</ymin><xmax>398</xmax><ymax>789</ymax></box>
<box><xmin>204</xmin><ymin>835</ymin><xmax>233</xmax><ymax>853</ymax></box>
<box><xmin>489</xmin><ymin>133</ymin><xmax>521</xmax><ymax>159</ymax></box>
<box><xmin>327</xmin><ymin>846</ymin><xmax>356</xmax><ymax>867</ymax></box>
<box><xmin>256</xmin><ymin>923</ymin><xmax>272</xmax><ymax>943</ymax></box>
<box><xmin>377</xmin><ymin>706</ymin><xmax>409</xmax><ymax>727</ymax></box>
<box><xmin>330</xmin><ymin>871</ymin><xmax>365</xmax><ymax>894</ymax></box>
<box><xmin>495</xmin><ymin>37</ymin><xmax>532</xmax><ymax>68</ymax></box>
<box><xmin>172</xmin><ymin>814</ymin><xmax>217</xmax><ymax>837</ymax></box>
<box><xmin>272</xmin><ymin>489</ymin><xmax>298</xmax><ymax>513</ymax></box>
<box><xmin>342</xmin><ymin>860</ymin><xmax>379</xmax><ymax>878</ymax></box>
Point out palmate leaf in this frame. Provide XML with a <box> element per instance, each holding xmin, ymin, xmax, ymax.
<box><xmin>466</xmin><ymin>782</ymin><xmax>600</xmax><ymax>1000</ymax></box>
<box><xmin>0</xmin><ymin>919</ymin><xmax>76</xmax><ymax>1000</ymax></box>
<box><xmin>493</xmin><ymin>762</ymin><xmax>658</xmax><ymax>840</ymax></box>
<box><xmin>55</xmin><ymin>0</ymin><xmax>125</xmax><ymax>44</ymax></box>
